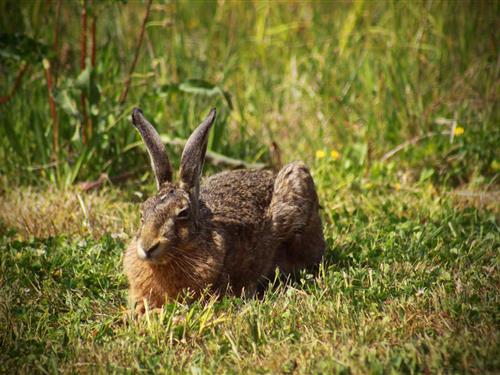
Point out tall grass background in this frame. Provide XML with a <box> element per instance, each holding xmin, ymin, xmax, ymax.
<box><xmin>1</xmin><ymin>0</ymin><xmax>498</xmax><ymax>188</ymax></box>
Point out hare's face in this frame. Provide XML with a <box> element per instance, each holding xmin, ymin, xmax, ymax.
<box><xmin>136</xmin><ymin>183</ymin><xmax>194</xmax><ymax>263</ymax></box>
<box><xmin>130</xmin><ymin>107</ymin><xmax>216</xmax><ymax>263</ymax></box>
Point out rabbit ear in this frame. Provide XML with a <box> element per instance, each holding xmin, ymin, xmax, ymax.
<box><xmin>131</xmin><ymin>108</ymin><xmax>173</xmax><ymax>189</ymax></box>
<box><xmin>179</xmin><ymin>108</ymin><xmax>216</xmax><ymax>199</ymax></box>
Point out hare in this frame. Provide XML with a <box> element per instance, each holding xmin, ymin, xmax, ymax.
<box><xmin>124</xmin><ymin>108</ymin><xmax>325</xmax><ymax>314</ymax></box>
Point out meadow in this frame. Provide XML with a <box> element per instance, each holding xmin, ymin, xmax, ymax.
<box><xmin>1</xmin><ymin>0</ymin><xmax>499</xmax><ymax>373</ymax></box>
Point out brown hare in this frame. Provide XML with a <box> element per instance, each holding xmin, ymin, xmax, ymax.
<box><xmin>124</xmin><ymin>108</ymin><xmax>325</xmax><ymax>314</ymax></box>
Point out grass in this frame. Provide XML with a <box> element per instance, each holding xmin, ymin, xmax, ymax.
<box><xmin>1</xmin><ymin>164</ymin><xmax>499</xmax><ymax>373</ymax></box>
<box><xmin>0</xmin><ymin>186</ymin><xmax>137</xmax><ymax>239</ymax></box>
<box><xmin>1</xmin><ymin>0</ymin><xmax>499</xmax><ymax>373</ymax></box>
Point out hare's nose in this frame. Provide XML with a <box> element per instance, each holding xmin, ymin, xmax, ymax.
<box><xmin>144</xmin><ymin>242</ymin><xmax>160</xmax><ymax>256</ymax></box>
<box><xmin>137</xmin><ymin>240</ymin><xmax>160</xmax><ymax>260</ymax></box>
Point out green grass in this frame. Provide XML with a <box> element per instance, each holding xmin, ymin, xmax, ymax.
<box><xmin>1</xmin><ymin>162</ymin><xmax>499</xmax><ymax>373</ymax></box>
<box><xmin>1</xmin><ymin>1</ymin><xmax>499</xmax><ymax>373</ymax></box>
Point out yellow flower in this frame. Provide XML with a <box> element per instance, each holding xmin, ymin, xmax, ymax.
<box><xmin>453</xmin><ymin>126</ymin><xmax>464</xmax><ymax>136</ymax></box>
<box><xmin>394</xmin><ymin>182</ymin><xmax>401</xmax><ymax>191</ymax></box>
<box><xmin>491</xmin><ymin>160</ymin><xmax>500</xmax><ymax>172</ymax></box>
<box><xmin>316</xmin><ymin>150</ymin><xmax>326</xmax><ymax>159</ymax></box>
<box><xmin>330</xmin><ymin>149</ymin><xmax>341</xmax><ymax>160</ymax></box>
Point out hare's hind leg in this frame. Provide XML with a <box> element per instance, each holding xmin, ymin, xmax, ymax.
<box><xmin>270</xmin><ymin>162</ymin><xmax>325</xmax><ymax>275</ymax></box>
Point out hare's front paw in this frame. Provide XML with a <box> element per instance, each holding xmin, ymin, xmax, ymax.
<box><xmin>135</xmin><ymin>305</ymin><xmax>185</xmax><ymax>325</ymax></box>
<box><xmin>134</xmin><ymin>302</ymin><xmax>163</xmax><ymax>318</ymax></box>
<box><xmin>134</xmin><ymin>301</ymin><xmax>146</xmax><ymax>316</ymax></box>
<box><xmin>133</xmin><ymin>299</ymin><xmax>160</xmax><ymax>317</ymax></box>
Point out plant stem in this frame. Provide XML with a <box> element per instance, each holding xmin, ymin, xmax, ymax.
<box><xmin>90</xmin><ymin>0</ymin><xmax>96</xmax><ymax>68</ymax></box>
<box><xmin>380</xmin><ymin>131</ymin><xmax>449</xmax><ymax>162</ymax></box>
<box><xmin>80</xmin><ymin>1</ymin><xmax>87</xmax><ymax>70</ymax></box>
<box><xmin>0</xmin><ymin>63</ymin><xmax>29</xmax><ymax>105</ymax></box>
<box><xmin>119</xmin><ymin>0</ymin><xmax>153</xmax><ymax>105</ymax></box>
<box><xmin>80</xmin><ymin>0</ymin><xmax>90</xmax><ymax>144</ymax></box>
<box><xmin>88</xmin><ymin>0</ymin><xmax>96</xmax><ymax>141</ymax></box>
<box><xmin>161</xmin><ymin>138</ymin><xmax>267</xmax><ymax>170</ymax></box>
<box><xmin>52</xmin><ymin>0</ymin><xmax>63</xmax><ymax>79</ymax></box>
<box><xmin>43</xmin><ymin>59</ymin><xmax>59</xmax><ymax>158</ymax></box>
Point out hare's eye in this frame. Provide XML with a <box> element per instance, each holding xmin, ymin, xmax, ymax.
<box><xmin>176</xmin><ymin>207</ymin><xmax>189</xmax><ymax>220</ymax></box>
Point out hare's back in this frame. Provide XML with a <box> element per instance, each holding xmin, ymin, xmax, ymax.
<box><xmin>200</xmin><ymin>169</ymin><xmax>275</xmax><ymax>224</ymax></box>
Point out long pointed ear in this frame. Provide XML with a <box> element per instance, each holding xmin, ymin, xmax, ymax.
<box><xmin>131</xmin><ymin>108</ymin><xmax>172</xmax><ymax>189</ymax></box>
<box><xmin>179</xmin><ymin>108</ymin><xmax>216</xmax><ymax>199</ymax></box>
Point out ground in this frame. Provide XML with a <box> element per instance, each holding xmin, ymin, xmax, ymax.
<box><xmin>1</xmin><ymin>167</ymin><xmax>498</xmax><ymax>374</ymax></box>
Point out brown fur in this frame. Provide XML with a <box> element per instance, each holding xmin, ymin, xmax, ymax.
<box><xmin>124</xmin><ymin>108</ymin><xmax>325</xmax><ymax>314</ymax></box>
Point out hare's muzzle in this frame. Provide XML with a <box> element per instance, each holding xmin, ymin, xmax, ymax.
<box><xmin>137</xmin><ymin>240</ymin><xmax>161</xmax><ymax>260</ymax></box>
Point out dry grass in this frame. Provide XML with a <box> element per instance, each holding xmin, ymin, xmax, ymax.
<box><xmin>0</xmin><ymin>186</ymin><xmax>138</xmax><ymax>239</ymax></box>
<box><xmin>450</xmin><ymin>190</ymin><xmax>500</xmax><ymax>213</ymax></box>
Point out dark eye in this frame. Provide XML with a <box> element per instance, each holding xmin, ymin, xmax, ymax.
<box><xmin>176</xmin><ymin>207</ymin><xmax>189</xmax><ymax>220</ymax></box>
